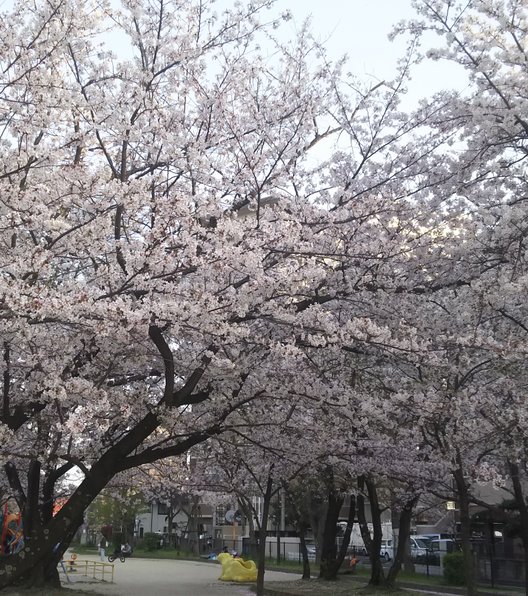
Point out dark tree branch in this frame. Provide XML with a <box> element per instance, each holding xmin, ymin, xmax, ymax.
<box><xmin>107</xmin><ymin>370</ymin><xmax>161</xmax><ymax>387</ymax></box>
<box><xmin>2</xmin><ymin>342</ymin><xmax>10</xmax><ymax>424</ymax></box>
<box><xmin>23</xmin><ymin>460</ymin><xmax>41</xmax><ymax>541</ymax></box>
<box><xmin>118</xmin><ymin>427</ymin><xmax>221</xmax><ymax>471</ymax></box>
<box><xmin>172</xmin><ymin>348</ymin><xmax>217</xmax><ymax>407</ymax></box>
<box><xmin>149</xmin><ymin>325</ymin><xmax>175</xmax><ymax>405</ymax></box>
<box><xmin>4</xmin><ymin>462</ymin><xmax>26</xmax><ymax>507</ymax></box>
<box><xmin>42</xmin><ymin>462</ymin><xmax>76</xmax><ymax>522</ymax></box>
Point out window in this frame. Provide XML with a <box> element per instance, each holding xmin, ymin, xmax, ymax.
<box><xmin>157</xmin><ymin>502</ymin><xmax>169</xmax><ymax>515</ymax></box>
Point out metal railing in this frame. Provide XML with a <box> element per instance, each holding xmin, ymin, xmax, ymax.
<box><xmin>61</xmin><ymin>559</ymin><xmax>114</xmax><ymax>583</ymax></box>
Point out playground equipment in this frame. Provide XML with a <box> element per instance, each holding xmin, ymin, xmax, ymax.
<box><xmin>60</xmin><ymin>559</ymin><xmax>115</xmax><ymax>584</ymax></box>
<box><xmin>217</xmin><ymin>552</ymin><xmax>257</xmax><ymax>582</ymax></box>
<box><xmin>67</xmin><ymin>552</ymin><xmax>78</xmax><ymax>572</ymax></box>
<box><xmin>0</xmin><ymin>502</ymin><xmax>24</xmax><ymax>555</ymax></box>
<box><xmin>1</xmin><ymin>496</ymin><xmax>71</xmax><ymax>557</ymax></box>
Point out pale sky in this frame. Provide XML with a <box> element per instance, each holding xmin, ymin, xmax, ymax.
<box><xmin>282</xmin><ymin>0</ymin><xmax>413</xmax><ymax>77</ymax></box>
<box><xmin>280</xmin><ymin>0</ymin><xmax>469</xmax><ymax>106</ymax></box>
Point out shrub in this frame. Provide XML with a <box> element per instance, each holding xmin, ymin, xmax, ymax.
<box><xmin>443</xmin><ymin>551</ymin><xmax>466</xmax><ymax>585</ymax></box>
<box><xmin>142</xmin><ymin>533</ymin><xmax>160</xmax><ymax>551</ymax></box>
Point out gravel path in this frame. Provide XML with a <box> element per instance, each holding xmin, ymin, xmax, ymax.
<box><xmin>60</xmin><ymin>555</ymin><xmax>298</xmax><ymax>596</ymax></box>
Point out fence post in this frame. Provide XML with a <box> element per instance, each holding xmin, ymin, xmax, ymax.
<box><xmin>488</xmin><ymin>520</ymin><xmax>496</xmax><ymax>589</ymax></box>
<box><xmin>488</xmin><ymin>547</ymin><xmax>495</xmax><ymax>588</ymax></box>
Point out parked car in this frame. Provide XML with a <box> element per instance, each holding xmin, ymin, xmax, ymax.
<box><xmin>347</xmin><ymin>544</ymin><xmax>367</xmax><ymax>557</ymax></box>
<box><xmin>380</xmin><ymin>539</ymin><xmax>393</xmax><ymax>561</ymax></box>
<box><xmin>409</xmin><ymin>536</ymin><xmax>430</xmax><ymax>559</ymax></box>
<box><xmin>379</xmin><ymin>537</ymin><xmax>430</xmax><ymax>561</ymax></box>
<box><xmin>305</xmin><ymin>545</ymin><xmax>317</xmax><ymax>561</ymax></box>
<box><xmin>429</xmin><ymin>538</ymin><xmax>459</xmax><ymax>553</ymax></box>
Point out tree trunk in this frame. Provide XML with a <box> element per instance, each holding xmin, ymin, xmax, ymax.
<box><xmin>357</xmin><ymin>476</ymin><xmax>385</xmax><ymax>586</ymax></box>
<box><xmin>318</xmin><ymin>485</ymin><xmax>343</xmax><ymax>580</ymax></box>
<box><xmin>256</xmin><ymin>473</ymin><xmax>274</xmax><ymax>596</ymax></box>
<box><xmin>298</xmin><ymin>525</ymin><xmax>311</xmax><ymax>579</ymax></box>
<box><xmin>276</xmin><ymin>491</ymin><xmax>281</xmax><ymax>564</ymax></box>
<box><xmin>239</xmin><ymin>497</ymin><xmax>258</xmax><ymax>560</ymax></box>
<box><xmin>508</xmin><ymin>460</ymin><xmax>528</xmax><ymax>596</ymax></box>
<box><xmin>307</xmin><ymin>490</ymin><xmax>326</xmax><ymax>565</ymax></box>
<box><xmin>167</xmin><ymin>505</ymin><xmax>173</xmax><ymax>548</ymax></box>
<box><xmin>453</xmin><ymin>466</ymin><xmax>478</xmax><ymax>596</ymax></box>
<box><xmin>283</xmin><ymin>487</ymin><xmax>311</xmax><ymax>579</ymax></box>
<box><xmin>0</xmin><ymin>328</ymin><xmax>216</xmax><ymax>589</ymax></box>
<box><xmin>0</xmin><ymin>413</ymin><xmax>213</xmax><ymax>588</ymax></box>
<box><xmin>17</xmin><ymin>556</ymin><xmax>62</xmax><ymax>590</ymax></box>
<box><xmin>387</xmin><ymin>496</ymin><xmax>419</xmax><ymax>587</ymax></box>
<box><xmin>0</xmin><ymin>457</ymin><xmax>113</xmax><ymax>589</ymax></box>
<box><xmin>391</xmin><ymin>496</ymin><xmax>401</xmax><ymax>561</ymax></box>
<box><xmin>335</xmin><ymin>495</ymin><xmax>355</xmax><ymax>571</ymax></box>
<box><xmin>1</xmin><ymin>499</ymin><xmax>87</xmax><ymax>589</ymax></box>
<box><xmin>188</xmin><ymin>500</ymin><xmax>200</xmax><ymax>554</ymax></box>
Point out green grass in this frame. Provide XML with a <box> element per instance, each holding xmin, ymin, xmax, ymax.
<box><xmin>71</xmin><ymin>544</ymin><xmax>97</xmax><ymax>555</ymax></box>
<box><xmin>132</xmin><ymin>547</ymin><xmax>197</xmax><ymax>559</ymax></box>
<box><xmin>266</xmin><ymin>559</ymin><xmax>318</xmax><ymax>573</ymax></box>
<box><xmin>72</xmin><ymin>544</ymin><xmax>202</xmax><ymax>560</ymax></box>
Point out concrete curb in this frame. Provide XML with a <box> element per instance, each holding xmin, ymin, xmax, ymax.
<box><xmin>250</xmin><ymin>588</ymin><xmax>298</xmax><ymax>596</ymax></box>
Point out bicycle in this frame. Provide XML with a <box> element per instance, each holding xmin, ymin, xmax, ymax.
<box><xmin>108</xmin><ymin>545</ymin><xmax>132</xmax><ymax>563</ymax></box>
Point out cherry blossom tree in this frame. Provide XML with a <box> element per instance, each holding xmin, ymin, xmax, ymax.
<box><xmin>180</xmin><ymin>394</ymin><xmax>331</xmax><ymax>596</ymax></box>
<box><xmin>0</xmin><ymin>0</ymin><xmax>356</xmax><ymax>586</ymax></box>
<box><xmin>2</xmin><ymin>0</ymin><xmax>442</xmax><ymax>586</ymax></box>
<box><xmin>6</xmin><ymin>0</ymin><xmax>528</xmax><ymax>592</ymax></box>
<box><xmin>385</xmin><ymin>1</ymin><xmax>528</xmax><ymax>592</ymax></box>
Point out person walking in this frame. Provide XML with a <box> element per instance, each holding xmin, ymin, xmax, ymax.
<box><xmin>98</xmin><ymin>537</ymin><xmax>108</xmax><ymax>561</ymax></box>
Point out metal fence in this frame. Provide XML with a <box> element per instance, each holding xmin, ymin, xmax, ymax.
<box><xmin>166</xmin><ymin>533</ymin><xmax>527</xmax><ymax>588</ymax></box>
<box><xmin>475</xmin><ymin>552</ymin><xmax>525</xmax><ymax>588</ymax></box>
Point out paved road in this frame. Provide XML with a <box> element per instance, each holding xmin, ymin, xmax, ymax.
<box><xmin>64</xmin><ymin>555</ymin><xmax>298</xmax><ymax>596</ymax></box>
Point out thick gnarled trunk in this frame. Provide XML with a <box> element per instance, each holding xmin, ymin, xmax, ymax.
<box><xmin>1</xmin><ymin>413</ymin><xmax>214</xmax><ymax>588</ymax></box>
<box><xmin>0</xmin><ymin>459</ymin><xmax>113</xmax><ymax>590</ymax></box>
<box><xmin>318</xmin><ymin>468</ymin><xmax>344</xmax><ymax>581</ymax></box>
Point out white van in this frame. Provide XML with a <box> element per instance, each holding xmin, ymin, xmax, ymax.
<box><xmin>380</xmin><ymin>539</ymin><xmax>393</xmax><ymax>561</ymax></box>
<box><xmin>380</xmin><ymin>537</ymin><xmax>429</xmax><ymax>561</ymax></box>
<box><xmin>410</xmin><ymin>536</ymin><xmax>429</xmax><ymax>558</ymax></box>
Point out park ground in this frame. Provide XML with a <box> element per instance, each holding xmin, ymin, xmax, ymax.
<box><xmin>1</xmin><ymin>555</ymin><xmax>525</xmax><ymax>596</ymax></box>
